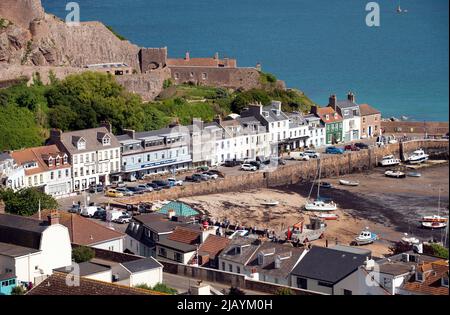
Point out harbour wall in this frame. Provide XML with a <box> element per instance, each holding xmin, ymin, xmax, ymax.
<box><xmin>120</xmin><ymin>140</ymin><xmax>449</xmax><ymax>204</ymax></box>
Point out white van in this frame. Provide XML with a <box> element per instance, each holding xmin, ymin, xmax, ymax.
<box><xmin>289</xmin><ymin>151</ymin><xmax>310</xmax><ymax>161</ymax></box>
<box><xmin>80</xmin><ymin>206</ymin><xmax>102</xmax><ymax>218</ymax></box>
<box><xmin>106</xmin><ymin>210</ymin><xmax>129</xmax><ymax>222</ymax></box>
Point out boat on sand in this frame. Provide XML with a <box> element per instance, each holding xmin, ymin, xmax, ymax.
<box><xmin>339</xmin><ymin>179</ymin><xmax>359</xmax><ymax>186</ymax></box>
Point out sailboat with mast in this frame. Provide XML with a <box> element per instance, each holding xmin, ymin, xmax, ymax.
<box><xmin>304</xmin><ymin>158</ymin><xmax>337</xmax><ymax>211</ymax></box>
<box><xmin>421</xmin><ymin>188</ymin><xmax>448</xmax><ymax>229</ymax></box>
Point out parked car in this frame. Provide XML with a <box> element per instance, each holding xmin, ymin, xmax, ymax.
<box><xmin>107</xmin><ymin>210</ymin><xmax>129</xmax><ymax>222</ymax></box>
<box><xmin>354</xmin><ymin>142</ymin><xmax>369</xmax><ymax>149</ymax></box>
<box><xmin>93</xmin><ymin>209</ymin><xmax>107</xmax><ymax>220</ymax></box>
<box><xmin>185</xmin><ymin>174</ymin><xmax>202</xmax><ymax>182</ymax></box>
<box><xmin>127</xmin><ymin>186</ymin><xmax>148</xmax><ymax>194</ymax></box>
<box><xmin>224</xmin><ymin>159</ymin><xmax>241</xmax><ymax>167</ymax></box>
<box><xmin>207</xmin><ymin>169</ymin><xmax>225</xmax><ymax>178</ymax></box>
<box><xmin>105</xmin><ymin>189</ymin><xmax>124</xmax><ymax>198</ymax></box>
<box><xmin>115</xmin><ymin>187</ymin><xmax>134</xmax><ymax>196</ymax></box>
<box><xmin>69</xmin><ymin>204</ymin><xmax>81</xmax><ymax>213</ymax></box>
<box><xmin>152</xmin><ymin>180</ymin><xmax>171</xmax><ymax>189</ymax></box>
<box><xmin>168</xmin><ymin>178</ymin><xmax>184</xmax><ymax>186</ymax></box>
<box><xmin>115</xmin><ymin>215</ymin><xmax>132</xmax><ymax>224</ymax></box>
<box><xmin>325</xmin><ymin>146</ymin><xmax>344</xmax><ymax>154</ymax></box>
<box><xmin>146</xmin><ymin>183</ymin><xmax>162</xmax><ymax>191</ymax></box>
<box><xmin>89</xmin><ymin>184</ymin><xmax>104</xmax><ymax>193</ymax></box>
<box><xmin>81</xmin><ymin>206</ymin><xmax>104</xmax><ymax>218</ymax></box>
<box><xmin>203</xmin><ymin>172</ymin><xmax>218</xmax><ymax>180</ymax></box>
<box><xmin>196</xmin><ymin>166</ymin><xmax>209</xmax><ymax>172</ymax></box>
<box><xmin>241</xmin><ymin>164</ymin><xmax>257</xmax><ymax>171</ymax></box>
<box><xmin>289</xmin><ymin>152</ymin><xmax>310</xmax><ymax>161</ymax></box>
<box><xmin>344</xmin><ymin>144</ymin><xmax>360</xmax><ymax>151</ymax></box>
<box><xmin>304</xmin><ymin>150</ymin><xmax>320</xmax><ymax>158</ymax></box>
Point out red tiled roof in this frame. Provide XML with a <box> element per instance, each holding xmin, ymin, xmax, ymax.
<box><xmin>11</xmin><ymin>145</ymin><xmax>70</xmax><ymax>176</ymax></box>
<box><xmin>167</xmin><ymin>226</ymin><xmax>201</xmax><ymax>245</ymax></box>
<box><xmin>359</xmin><ymin>103</ymin><xmax>380</xmax><ymax>116</ymax></box>
<box><xmin>402</xmin><ymin>260</ymin><xmax>449</xmax><ymax>295</ymax></box>
<box><xmin>198</xmin><ymin>235</ymin><xmax>230</xmax><ymax>259</ymax></box>
<box><xmin>315</xmin><ymin>107</ymin><xmax>343</xmax><ymax>123</ymax></box>
<box><xmin>31</xmin><ymin>210</ymin><xmax>124</xmax><ymax>246</ymax></box>
<box><xmin>26</xmin><ymin>272</ymin><xmax>164</xmax><ymax>295</ymax></box>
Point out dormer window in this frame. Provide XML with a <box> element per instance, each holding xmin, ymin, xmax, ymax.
<box><xmin>48</xmin><ymin>156</ymin><xmax>54</xmax><ymax>167</ymax></box>
<box><xmin>63</xmin><ymin>154</ymin><xmax>68</xmax><ymax>164</ymax></box>
<box><xmin>442</xmin><ymin>277</ymin><xmax>449</xmax><ymax>288</ymax></box>
<box><xmin>415</xmin><ymin>272</ymin><xmax>424</xmax><ymax>282</ymax></box>
<box><xmin>102</xmin><ymin>135</ymin><xmax>111</xmax><ymax>146</ymax></box>
<box><xmin>334</xmin><ymin>113</ymin><xmax>338</xmax><ymax>119</ymax></box>
<box><xmin>325</xmin><ymin>115</ymin><xmax>329</xmax><ymax>120</ymax></box>
<box><xmin>77</xmin><ymin>138</ymin><xmax>86</xmax><ymax>150</ymax></box>
<box><xmin>55</xmin><ymin>156</ymin><xmax>61</xmax><ymax>166</ymax></box>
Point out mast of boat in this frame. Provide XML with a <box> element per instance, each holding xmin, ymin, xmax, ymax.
<box><xmin>317</xmin><ymin>157</ymin><xmax>322</xmax><ymax>200</ymax></box>
<box><xmin>307</xmin><ymin>159</ymin><xmax>319</xmax><ymax>201</ymax></box>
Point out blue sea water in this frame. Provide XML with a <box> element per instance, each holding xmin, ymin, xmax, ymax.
<box><xmin>41</xmin><ymin>0</ymin><xmax>449</xmax><ymax>121</ymax></box>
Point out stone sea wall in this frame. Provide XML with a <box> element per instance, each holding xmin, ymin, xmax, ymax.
<box><xmin>120</xmin><ymin>140</ymin><xmax>449</xmax><ymax>204</ymax></box>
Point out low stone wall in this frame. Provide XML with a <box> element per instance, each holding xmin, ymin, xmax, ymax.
<box><xmin>120</xmin><ymin>140</ymin><xmax>448</xmax><ymax>204</ymax></box>
<box><xmin>159</xmin><ymin>260</ymin><xmax>321</xmax><ymax>295</ymax></box>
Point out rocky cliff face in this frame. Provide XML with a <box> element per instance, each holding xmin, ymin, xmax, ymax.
<box><xmin>0</xmin><ymin>0</ymin><xmax>140</xmax><ymax>69</ymax></box>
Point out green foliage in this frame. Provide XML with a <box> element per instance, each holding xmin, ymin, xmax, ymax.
<box><xmin>275</xmin><ymin>287</ymin><xmax>294</xmax><ymax>295</ymax></box>
<box><xmin>163</xmin><ymin>79</ymin><xmax>173</xmax><ymax>89</ymax></box>
<box><xmin>106</xmin><ymin>25</ymin><xmax>127</xmax><ymax>41</ymax></box>
<box><xmin>0</xmin><ymin>18</ymin><xmax>8</xmax><ymax>30</ymax></box>
<box><xmin>231</xmin><ymin>88</ymin><xmax>271</xmax><ymax>113</ymax></box>
<box><xmin>260</xmin><ymin>72</ymin><xmax>277</xmax><ymax>85</ymax></box>
<box><xmin>11</xmin><ymin>286</ymin><xmax>27</xmax><ymax>295</ymax></box>
<box><xmin>135</xmin><ymin>283</ymin><xmax>177</xmax><ymax>295</ymax></box>
<box><xmin>72</xmin><ymin>246</ymin><xmax>95</xmax><ymax>263</ymax></box>
<box><xmin>0</xmin><ymin>188</ymin><xmax>58</xmax><ymax>216</ymax></box>
<box><xmin>21</xmin><ymin>40</ymin><xmax>33</xmax><ymax>65</ymax></box>
<box><xmin>424</xmin><ymin>243</ymin><xmax>449</xmax><ymax>259</ymax></box>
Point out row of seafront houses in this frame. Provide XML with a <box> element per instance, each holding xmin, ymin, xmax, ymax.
<box><xmin>0</xmin><ymin>205</ymin><xmax>447</xmax><ymax>296</ymax></box>
<box><xmin>0</xmin><ymin>92</ymin><xmax>382</xmax><ymax>198</ymax></box>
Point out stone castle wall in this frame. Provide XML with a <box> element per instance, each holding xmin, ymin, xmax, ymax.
<box><xmin>120</xmin><ymin>140</ymin><xmax>448</xmax><ymax>204</ymax></box>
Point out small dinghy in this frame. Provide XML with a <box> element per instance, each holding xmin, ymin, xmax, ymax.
<box><xmin>385</xmin><ymin>170</ymin><xmax>406</xmax><ymax>178</ymax></box>
<box><xmin>422</xmin><ymin>221</ymin><xmax>447</xmax><ymax>229</ymax></box>
<box><xmin>316</xmin><ymin>213</ymin><xmax>339</xmax><ymax>220</ymax></box>
<box><xmin>305</xmin><ymin>200</ymin><xmax>337</xmax><ymax>211</ymax></box>
<box><xmin>339</xmin><ymin>179</ymin><xmax>359</xmax><ymax>186</ymax></box>
<box><xmin>421</xmin><ymin>215</ymin><xmax>448</xmax><ymax>223</ymax></box>
<box><xmin>407</xmin><ymin>172</ymin><xmax>421</xmax><ymax>177</ymax></box>
<box><xmin>353</xmin><ymin>228</ymin><xmax>378</xmax><ymax>245</ymax></box>
<box><xmin>261</xmin><ymin>200</ymin><xmax>279</xmax><ymax>206</ymax></box>
<box><xmin>401</xmin><ymin>233</ymin><xmax>420</xmax><ymax>245</ymax></box>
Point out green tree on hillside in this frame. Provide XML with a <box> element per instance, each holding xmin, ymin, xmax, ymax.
<box><xmin>0</xmin><ymin>188</ymin><xmax>58</xmax><ymax>216</ymax></box>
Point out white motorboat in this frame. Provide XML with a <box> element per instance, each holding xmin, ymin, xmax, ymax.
<box><xmin>304</xmin><ymin>158</ymin><xmax>337</xmax><ymax>212</ymax></box>
<box><xmin>421</xmin><ymin>215</ymin><xmax>448</xmax><ymax>223</ymax></box>
<box><xmin>316</xmin><ymin>213</ymin><xmax>339</xmax><ymax>220</ymax></box>
<box><xmin>385</xmin><ymin>170</ymin><xmax>406</xmax><ymax>178</ymax></box>
<box><xmin>407</xmin><ymin>149</ymin><xmax>429</xmax><ymax>164</ymax></box>
<box><xmin>379</xmin><ymin>155</ymin><xmax>401</xmax><ymax>167</ymax></box>
<box><xmin>305</xmin><ymin>200</ymin><xmax>337</xmax><ymax>211</ymax></box>
<box><xmin>422</xmin><ymin>221</ymin><xmax>447</xmax><ymax>229</ymax></box>
<box><xmin>401</xmin><ymin>234</ymin><xmax>420</xmax><ymax>245</ymax></box>
<box><xmin>354</xmin><ymin>229</ymin><xmax>378</xmax><ymax>245</ymax></box>
<box><xmin>339</xmin><ymin>179</ymin><xmax>359</xmax><ymax>186</ymax></box>
<box><xmin>261</xmin><ymin>200</ymin><xmax>279</xmax><ymax>206</ymax></box>
<box><xmin>407</xmin><ymin>172</ymin><xmax>421</xmax><ymax>177</ymax></box>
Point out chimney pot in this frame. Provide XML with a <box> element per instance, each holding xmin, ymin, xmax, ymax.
<box><xmin>185</xmin><ymin>51</ymin><xmax>190</xmax><ymax>61</ymax></box>
<box><xmin>48</xmin><ymin>211</ymin><xmax>60</xmax><ymax>225</ymax></box>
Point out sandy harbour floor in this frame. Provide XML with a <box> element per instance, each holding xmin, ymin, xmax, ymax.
<box><xmin>180</xmin><ymin>162</ymin><xmax>449</xmax><ymax>257</ymax></box>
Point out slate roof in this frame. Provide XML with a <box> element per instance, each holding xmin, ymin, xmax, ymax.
<box><xmin>26</xmin><ymin>272</ymin><xmax>163</xmax><ymax>295</ymax></box>
<box><xmin>56</xmin><ymin>127</ymin><xmax>120</xmax><ymax>154</ymax></box>
<box><xmin>290</xmin><ymin>246</ymin><xmax>369</xmax><ymax>284</ymax></box>
<box><xmin>262</xmin><ymin>105</ymin><xmax>290</xmax><ymax>123</ymax></box>
<box><xmin>219</xmin><ymin>237</ymin><xmax>261</xmax><ymax>265</ymax></box>
<box><xmin>157</xmin><ymin>235</ymin><xmax>197</xmax><ymax>253</ymax></box>
<box><xmin>245</xmin><ymin>242</ymin><xmax>305</xmax><ymax>279</ymax></box>
<box><xmin>0</xmin><ymin>241</ymin><xmax>40</xmax><ymax>257</ymax></box>
<box><xmin>54</xmin><ymin>262</ymin><xmax>111</xmax><ymax>277</ymax></box>
<box><xmin>359</xmin><ymin>104</ymin><xmax>380</xmax><ymax>116</ymax></box>
<box><xmin>121</xmin><ymin>257</ymin><xmax>163</xmax><ymax>273</ymax></box>
<box><xmin>167</xmin><ymin>227</ymin><xmax>201</xmax><ymax>245</ymax></box>
<box><xmin>0</xmin><ymin>213</ymin><xmax>48</xmax><ymax>249</ymax></box>
<box><xmin>158</xmin><ymin>201</ymin><xmax>199</xmax><ymax>217</ymax></box>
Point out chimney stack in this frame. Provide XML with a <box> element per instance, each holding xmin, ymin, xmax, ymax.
<box><xmin>328</xmin><ymin>94</ymin><xmax>337</xmax><ymax>110</ymax></box>
<box><xmin>50</xmin><ymin>129</ymin><xmax>62</xmax><ymax>142</ymax></box>
<box><xmin>214</xmin><ymin>115</ymin><xmax>222</xmax><ymax>125</ymax></box>
<box><xmin>48</xmin><ymin>210</ymin><xmax>60</xmax><ymax>225</ymax></box>
<box><xmin>123</xmin><ymin>129</ymin><xmax>136</xmax><ymax>140</ymax></box>
<box><xmin>214</xmin><ymin>52</ymin><xmax>219</xmax><ymax>60</ymax></box>
<box><xmin>185</xmin><ymin>51</ymin><xmax>190</xmax><ymax>61</ymax></box>
<box><xmin>100</xmin><ymin>121</ymin><xmax>112</xmax><ymax>133</ymax></box>
<box><xmin>347</xmin><ymin>92</ymin><xmax>355</xmax><ymax>103</ymax></box>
